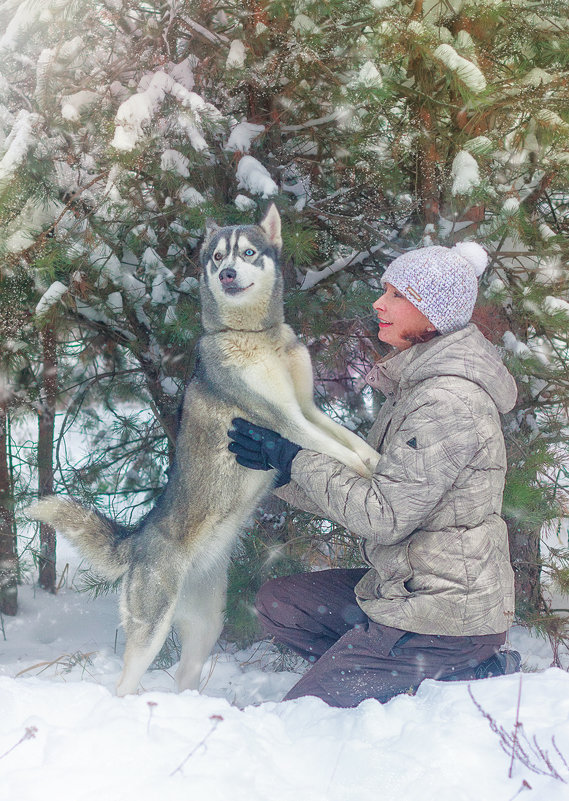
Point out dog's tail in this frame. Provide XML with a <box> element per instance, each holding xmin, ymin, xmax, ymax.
<box><xmin>26</xmin><ymin>496</ymin><xmax>132</xmax><ymax>581</ymax></box>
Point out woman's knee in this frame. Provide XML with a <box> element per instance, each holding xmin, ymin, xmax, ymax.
<box><xmin>254</xmin><ymin>575</ymin><xmax>294</xmax><ymax>623</ymax></box>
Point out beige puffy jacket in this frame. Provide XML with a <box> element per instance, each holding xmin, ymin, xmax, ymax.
<box><xmin>277</xmin><ymin>324</ymin><xmax>518</xmax><ymax>636</ymax></box>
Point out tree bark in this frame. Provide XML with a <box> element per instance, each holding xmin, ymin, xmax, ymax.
<box><xmin>506</xmin><ymin>518</ymin><xmax>541</xmax><ymax>617</ymax></box>
<box><xmin>0</xmin><ymin>401</ymin><xmax>17</xmax><ymax>615</ymax></box>
<box><xmin>37</xmin><ymin>324</ymin><xmax>58</xmax><ymax>593</ymax></box>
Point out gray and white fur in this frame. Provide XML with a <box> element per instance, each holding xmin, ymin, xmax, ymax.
<box><xmin>27</xmin><ymin>204</ymin><xmax>379</xmax><ymax>696</ymax></box>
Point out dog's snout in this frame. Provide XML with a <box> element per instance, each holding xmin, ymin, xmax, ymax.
<box><xmin>219</xmin><ymin>267</ymin><xmax>237</xmax><ymax>285</ymax></box>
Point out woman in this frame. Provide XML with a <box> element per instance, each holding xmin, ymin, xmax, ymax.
<box><xmin>228</xmin><ymin>242</ymin><xmax>520</xmax><ymax>707</ymax></box>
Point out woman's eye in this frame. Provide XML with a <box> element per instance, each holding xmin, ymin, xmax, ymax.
<box><xmin>244</xmin><ymin>248</ymin><xmax>255</xmax><ymax>257</ymax></box>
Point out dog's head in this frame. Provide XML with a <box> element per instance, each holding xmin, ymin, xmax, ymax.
<box><xmin>199</xmin><ymin>204</ymin><xmax>284</xmax><ymax>332</ymax></box>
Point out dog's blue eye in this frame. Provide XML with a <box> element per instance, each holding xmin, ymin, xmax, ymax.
<box><xmin>244</xmin><ymin>248</ymin><xmax>255</xmax><ymax>257</ymax></box>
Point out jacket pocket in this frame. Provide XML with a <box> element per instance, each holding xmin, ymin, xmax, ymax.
<box><xmin>361</xmin><ymin>539</ymin><xmax>414</xmax><ymax>601</ymax></box>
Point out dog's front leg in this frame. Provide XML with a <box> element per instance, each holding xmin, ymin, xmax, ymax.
<box><xmin>284</xmin><ymin>341</ymin><xmax>379</xmax><ymax>472</ymax></box>
<box><xmin>231</xmin><ymin>372</ymin><xmax>374</xmax><ymax>476</ymax></box>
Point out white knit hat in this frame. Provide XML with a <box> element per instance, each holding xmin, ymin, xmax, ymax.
<box><xmin>381</xmin><ymin>242</ymin><xmax>488</xmax><ymax>334</ymax></box>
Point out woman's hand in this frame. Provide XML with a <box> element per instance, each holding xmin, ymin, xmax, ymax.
<box><xmin>227</xmin><ymin>418</ymin><xmax>302</xmax><ymax>487</ymax></box>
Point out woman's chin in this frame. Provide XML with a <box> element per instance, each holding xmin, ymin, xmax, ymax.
<box><xmin>378</xmin><ymin>328</ymin><xmax>396</xmax><ymax>346</ymax></box>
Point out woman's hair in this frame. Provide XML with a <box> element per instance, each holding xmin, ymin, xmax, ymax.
<box><xmin>403</xmin><ymin>329</ymin><xmax>440</xmax><ymax>346</ymax></box>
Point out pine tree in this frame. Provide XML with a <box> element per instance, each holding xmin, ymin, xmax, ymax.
<box><xmin>1</xmin><ymin>0</ymin><xmax>568</xmax><ymax>645</ymax></box>
<box><xmin>197</xmin><ymin>0</ymin><xmax>569</xmax><ymax>631</ymax></box>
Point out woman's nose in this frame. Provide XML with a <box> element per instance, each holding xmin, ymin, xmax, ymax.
<box><xmin>373</xmin><ymin>295</ymin><xmax>385</xmax><ymax>311</ymax></box>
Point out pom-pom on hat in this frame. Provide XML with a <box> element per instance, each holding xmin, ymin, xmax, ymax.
<box><xmin>381</xmin><ymin>242</ymin><xmax>488</xmax><ymax>334</ymax></box>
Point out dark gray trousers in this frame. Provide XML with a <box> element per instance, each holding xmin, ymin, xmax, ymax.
<box><xmin>255</xmin><ymin>568</ymin><xmax>505</xmax><ymax>708</ymax></box>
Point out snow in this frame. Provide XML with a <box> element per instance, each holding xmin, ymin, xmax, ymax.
<box><xmin>161</xmin><ymin>149</ymin><xmax>190</xmax><ymax>178</ymax></box>
<box><xmin>160</xmin><ymin>376</ymin><xmax>181</xmax><ymax>395</ymax></box>
<box><xmin>1</xmin><ymin>540</ymin><xmax>569</xmax><ymax>800</ymax></box>
<box><xmin>351</xmin><ymin>61</ymin><xmax>383</xmax><ymax>89</ymax></box>
<box><xmin>90</xmin><ymin>245</ymin><xmax>146</xmax><ymax>304</ymax></box>
<box><xmin>151</xmin><ymin>267</ymin><xmax>176</xmax><ymax>305</ymax></box>
<box><xmin>167</xmin><ymin>57</ymin><xmax>197</xmax><ymax>91</ymax></box>
<box><xmin>106</xmin><ymin>292</ymin><xmax>123</xmax><ymax>315</ymax></box>
<box><xmin>0</xmin><ymin>110</ymin><xmax>40</xmax><ymax>190</ymax></box>
<box><xmin>502</xmin><ymin>197</ymin><xmax>520</xmax><ymax>215</ymax></box>
<box><xmin>234</xmin><ymin>194</ymin><xmax>257</xmax><ymax>211</ymax></box>
<box><xmin>407</xmin><ymin>20</ymin><xmax>426</xmax><ymax>36</ymax></box>
<box><xmin>236</xmin><ymin>155</ymin><xmax>278</xmax><ymax>198</ymax></box>
<box><xmin>176</xmin><ymin>112</ymin><xmax>209</xmax><ymax>153</ymax></box>
<box><xmin>433</xmin><ymin>44</ymin><xmax>487</xmax><ymax>93</ymax></box>
<box><xmin>225</xmin><ymin>121</ymin><xmax>265</xmax><ymax>153</ymax></box>
<box><xmin>535</xmin><ymin>110</ymin><xmax>568</xmax><ymax>131</ymax></box>
<box><xmin>111</xmin><ymin>71</ymin><xmax>217</xmax><ymax>152</ymax></box>
<box><xmin>4</xmin><ymin>197</ymin><xmax>63</xmax><ymax>253</ymax></box>
<box><xmin>57</xmin><ymin>35</ymin><xmax>83</xmax><ymax>62</ymax></box>
<box><xmin>544</xmin><ymin>296</ymin><xmax>569</xmax><ymax>318</ymax></box>
<box><xmin>292</xmin><ymin>14</ymin><xmax>318</xmax><ymax>34</ymax></box>
<box><xmin>522</xmin><ymin>68</ymin><xmax>553</xmax><ymax>87</ymax></box>
<box><xmin>226</xmin><ymin>40</ymin><xmax>246</xmax><ymax>69</ymax></box>
<box><xmin>179</xmin><ymin>185</ymin><xmax>206</xmax><ymax>206</ymax></box>
<box><xmin>35</xmin><ymin>281</ymin><xmax>68</xmax><ymax>316</ymax></box>
<box><xmin>451</xmin><ymin>150</ymin><xmax>480</xmax><ymax>196</ymax></box>
<box><xmin>503</xmin><ymin>331</ymin><xmax>532</xmax><ymax>359</ymax></box>
<box><xmin>301</xmin><ymin>245</ymin><xmax>384</xmax><ymax>290</ymax></box>
<box><xmin>0</xmin><ymin>0</ymin><xmax>73</xmax><ymax>52</ymax></box>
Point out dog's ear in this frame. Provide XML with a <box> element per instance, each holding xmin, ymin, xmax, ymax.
<box><xmin>259</xmin><ymin>203</ymin><xmax>282</xmax><ymax>253</ymax></box>
<box><xmin>203</xmin><ymin>218</ymin><xmax>220</xmax><ymax>240</ymax></box>
<box><xmin>200</xmin><ymin>219</ymin><xmax>220</xmax><ymax>261</ymax></box>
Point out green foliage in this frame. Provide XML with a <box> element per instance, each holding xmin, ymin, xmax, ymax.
<box><xmin>75</xmin><ymin>569</ymin><xmax>121</xmax><ymax>600</ymax></box>
<box><xmin>224</xmin><ymin>527</ymin><xmax>305</xmax><ymax>648</ymax></box>
<box><xmin>1</xmin><ymin>0</ymin><xmax>568</xmax><ymax>642</ymax></box>
<box><xmin>224</xmin><ymin>507</ymin><xmax>362</xmax><ymax>648</ymax></box>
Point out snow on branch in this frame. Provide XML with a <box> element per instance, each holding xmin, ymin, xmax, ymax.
<box><xmin>61</xmin><ymin>90</ymin><xmax>98</xmax><ymax>122</ymax></box>
<box><xmin>226</xmin><ymin>40</ymin><xmax>246</xmax><ymax>69</ymax></box>
<box><xmin>225</xmin><ymin>121</ymin><xmax>265</xmax><ymax>153</ymax></box>
<box><xmin>433</xmin><ymin>44</ymin><xmax>486</xmax><ymax>93</ymax></box>
<box><xmin>0</xmin><ymin>110</ymin><xmax>40</xmax><ymax>190</ymax></box>
<box><xmin>111</xmin><ymin>71</ymin><xmax>220</xmax><ymax>152</ymax></box>
<box><xmin>236</xmin><ymin>156</ymin><xmax>278</xmax><ymax>198</ymax></box>
<box><xmin>0</xmin><ymin>0</ymin><xmax>74</xmax><ymax>52</ymax></box>
<box><xmin>179</xmin><ymin>17</ymin><xmax>229</xmax><ymax>46</ymax></box>
<box><xmin>35</xmin><ymin>281</ymin><xmax>68</xmax><ymax>317</ymax></box>
<box><xmin>300</xmin><ymin>246</ymin><xmax>384</xmax><ymax>290</ymax></box>
<box><xmin>90</xmin><ymin>244</ymin><xmax>146</xmax><ymax>305</ymax></box>
<box><xmin>544</xmin><ymin>296</ymin><xmax>569</xmax><ymax>318</ymax></box>
<box><xmin>281</xmin><ymin>111</ymin><xmax>344</xmax><ymax>133</ymax></box>
<box><xmin>451</xmin><ymin>150</ymin><xmax>480</xmax><ymax>196</ymax></box>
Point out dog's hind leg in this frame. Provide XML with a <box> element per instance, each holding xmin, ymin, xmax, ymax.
<box><xmin>173</xmin><ymin>564</ymin><xmax>229</xmax><ymax>692</ymax></box>
<box><xmin>115</xmin><ymin>560</ymin><xmax>183</xmax><ymax>696</ymax></box>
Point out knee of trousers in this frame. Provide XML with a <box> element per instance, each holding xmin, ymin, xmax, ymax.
<box><xmin>254</xmin><ymin>576</ymin><xmax>293</xmax><ymax>625</ymax></box>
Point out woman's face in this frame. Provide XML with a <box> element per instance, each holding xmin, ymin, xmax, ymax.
<box><xmin>373</xmin><ymin>283</ymin><xmax>436</xmax><ymax>350</ymax></box>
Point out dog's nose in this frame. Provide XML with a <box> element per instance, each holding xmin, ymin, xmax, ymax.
<box><xmin>219</xmin><ymin>267</ymin><xmax>237</xmax><ymax>285</ymax></box>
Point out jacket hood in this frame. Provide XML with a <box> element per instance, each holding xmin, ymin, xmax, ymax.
<box><xmin>366</xmin><ymin>324</ymin><xmax>517</xmax><ymax>414</ymax></box>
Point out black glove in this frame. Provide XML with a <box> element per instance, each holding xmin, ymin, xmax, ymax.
<box><xmin>227</xmin><ymin>418</ymin><xmax>302</xmax><ymax>487</ymax></box>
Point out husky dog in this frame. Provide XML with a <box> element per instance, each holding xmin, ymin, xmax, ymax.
<box><xmin>27</xmin><ymin>204</ymin><xmax>379</xmax><ymax>696</ymax></box>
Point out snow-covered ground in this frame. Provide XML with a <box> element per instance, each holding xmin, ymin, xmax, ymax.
<box><xmin>1</xmin><ymin>541</ymin><xmax>569</xmax><ymax>801</ymax></box>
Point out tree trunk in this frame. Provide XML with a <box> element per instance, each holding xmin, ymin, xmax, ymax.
<box><xmin>37</xmin><ymin>324</ymin><xmax>58</xmax><ymax>593</ymax></box>
<box><xmin>0</xmin><ymin>401</ymin><xmax>17</xmax><ymax>615</ymax></box>
<box><xmin>506</xmin><ymin>518</ymin><xmax>542</xmax><ymax>618</ymax></box>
